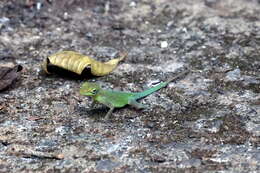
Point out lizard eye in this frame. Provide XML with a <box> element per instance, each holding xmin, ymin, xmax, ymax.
<box><xmin>92</xmin><ymin>89</ymin><xmax>97</xmax><ymax>94</ymax></box>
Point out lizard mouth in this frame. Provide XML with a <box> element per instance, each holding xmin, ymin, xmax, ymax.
<box><xmin>79</xmin><ymin>89</ymin><xmax>94</xmax><ymax>96</ymax></box>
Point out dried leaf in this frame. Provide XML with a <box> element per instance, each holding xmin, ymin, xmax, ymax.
<box><xmin>42</xmin><ymin>51</ymin><xmax>126</xmax><ymax>77</ymax></box>
<box><xmin>0</xmin><ymin>65</ymin><xmax>23</xmax><ymax>91</ymax></box>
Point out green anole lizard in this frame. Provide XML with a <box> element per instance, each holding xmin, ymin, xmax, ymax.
<box><xmin>80</xmin><ymin>70</ymin><xmax>189</xmax><ymax>119</ymax></box>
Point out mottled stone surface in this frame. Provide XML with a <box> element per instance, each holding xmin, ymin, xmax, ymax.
<box><xmin>0</xmin><ymin>0</ymin><xmax>259</xmax><ymax>172</ymax></box>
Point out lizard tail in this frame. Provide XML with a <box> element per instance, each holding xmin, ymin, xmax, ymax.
<box><xmin>133</xmin><ymin>69</ymin><xmax>189</xmax><ymax>100</ymax></box>
<box><xmin>166</xmin><ymin>69</ymin><xmax>190</xmax><ymax>83</ymax></box>
<box><xmin>133</xmin><ymin>82</ymin><xmax>168</xmax><ymax>100</ymax></box>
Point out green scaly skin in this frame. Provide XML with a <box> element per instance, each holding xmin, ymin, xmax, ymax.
<box><xmin>80</xmin><ymin>70</ymin><xmax>189</xmax><ymax>119</ymax></box>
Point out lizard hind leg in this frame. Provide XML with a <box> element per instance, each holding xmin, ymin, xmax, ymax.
<box><xmin>129</xmin><ymin>99</ymin><xmax>148</xmax><ymax>109</ymax></box>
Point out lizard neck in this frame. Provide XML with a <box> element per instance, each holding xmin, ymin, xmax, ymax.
<box><xmin>92</xmin><ymin>89</ymin><xmax>106</xmax><ymax>101</ymax></box>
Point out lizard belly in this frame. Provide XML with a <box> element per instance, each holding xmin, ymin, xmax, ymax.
<box><xmin>96</xmin><ymin>92</ymin><xmax>131</xmax><ymax>108</ymax></box>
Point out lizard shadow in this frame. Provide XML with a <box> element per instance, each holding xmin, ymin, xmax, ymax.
<box><xmin>77</xmin><ymin>106</ymin><xmax>133</xmax><ymax>120</ymax></box>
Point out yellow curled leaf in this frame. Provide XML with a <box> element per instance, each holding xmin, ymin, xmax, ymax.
<box><xmin>42</xmin><ymin>51</ymin><xmax>127</xmax><ymax>76</ymax></box>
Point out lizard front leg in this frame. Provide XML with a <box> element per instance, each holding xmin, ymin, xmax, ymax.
<box><xmin>96</xmin><ymin>96</ymin><xmax>117</xmax><ymax>119</ymax></box>
<box><xmin>105</xmin><ymin>107</ymin><xmax>114</xmax><ymax>119</ymax></box>
<box><xmin>90</xmin><ymin>100</ymin><xmax>97</xmax><ymax>108</ymax></box>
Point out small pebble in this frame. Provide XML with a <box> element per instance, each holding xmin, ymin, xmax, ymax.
<box><xmin>160</xmin><ymin>41</ymin><xmax>168</xmax><ymax>48</ymax></box>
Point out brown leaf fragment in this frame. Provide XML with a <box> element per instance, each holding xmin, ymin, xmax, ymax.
<box><xmin>0</xmin><ymin>65</ymin><xmax>23</xmax><ymax>91</ymax></box>
<box><xmin>27</xmin><ymin>116</ymin><xmax>44</xmax><ymax>121</ymax></box>
<box><xmin>0</xmin><ymin>104</ymin><xmax>4</xmax><ymax>110</ymax></box>
<box><xmin>7</xmin><ymin>144</ymin><xmax>64</xmax><ymax>160</ymax></box>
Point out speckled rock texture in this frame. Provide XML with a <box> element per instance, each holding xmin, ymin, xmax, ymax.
<box><xmin>0</xmin><ymin>0</ymin><xmax>259</xmax><ymax>172</ymax></box>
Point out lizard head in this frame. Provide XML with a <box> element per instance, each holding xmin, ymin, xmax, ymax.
<box><xmin>80</xmin><ymin>82</ymin><xmax>101</xmax><ymax>96</ymax></box>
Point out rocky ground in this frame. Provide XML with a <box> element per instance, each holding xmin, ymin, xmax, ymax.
<box><xmin>0</xmin><ymin>0</ymin><xmax>259</xmax><ymax>172</ymax></box>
